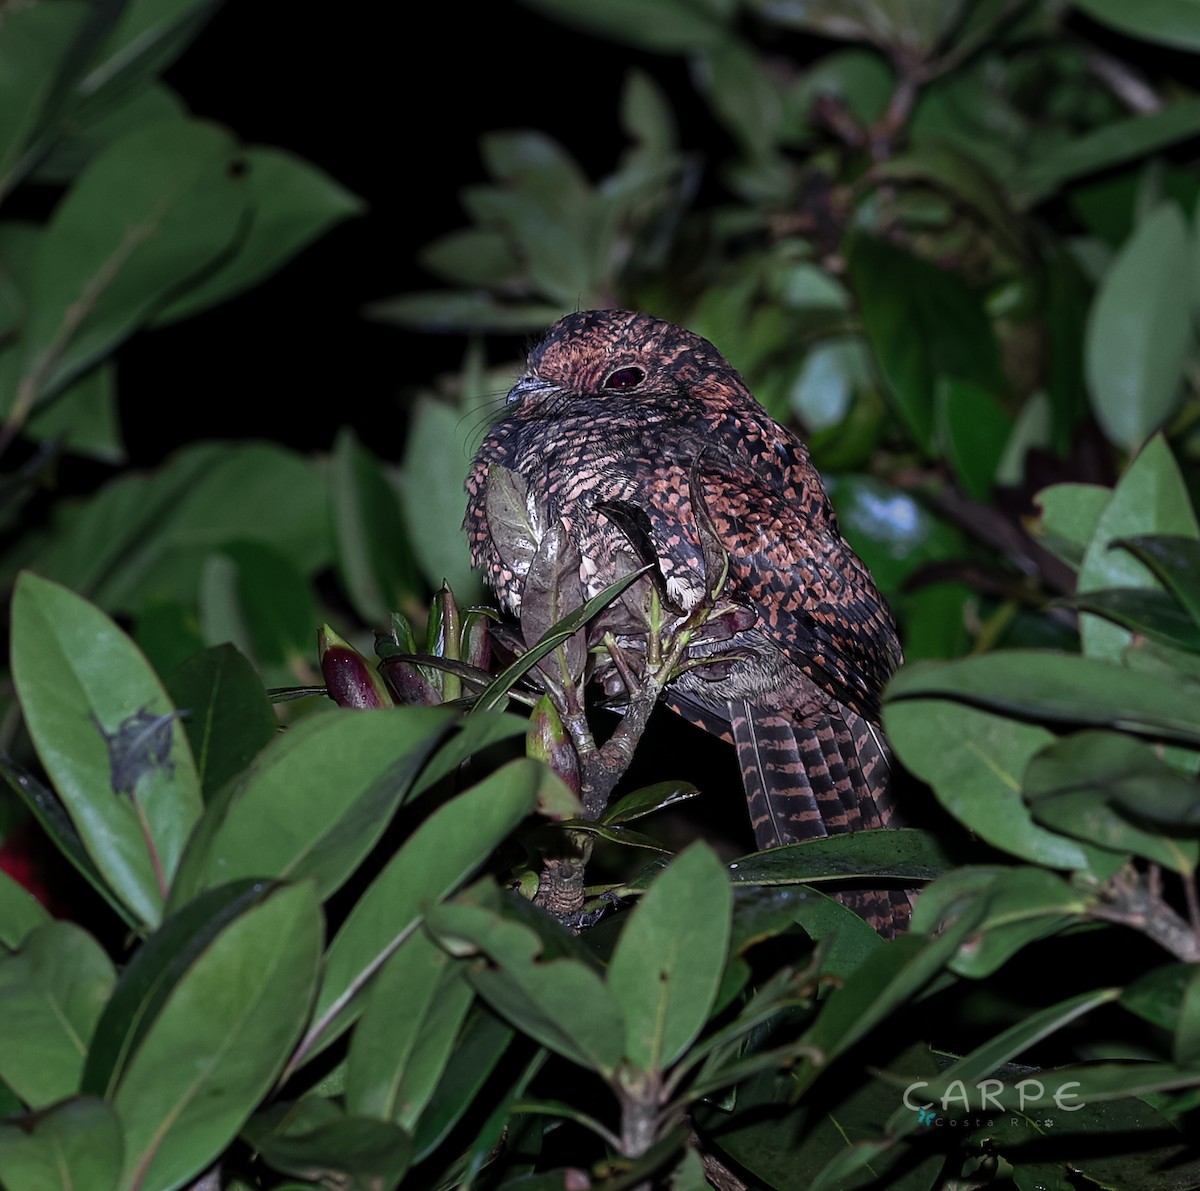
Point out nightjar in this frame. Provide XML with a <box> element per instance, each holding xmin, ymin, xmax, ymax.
<box><xmin>464</xmin><ymin>309</ymin><xmax>911</xmax><ymax>935</ymax></box>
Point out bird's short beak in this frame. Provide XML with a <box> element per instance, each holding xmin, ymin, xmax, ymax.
<box><xmin>506</xmin><ymin>375</ymin><xmax>558</xmax><ymax>406</ymax></box>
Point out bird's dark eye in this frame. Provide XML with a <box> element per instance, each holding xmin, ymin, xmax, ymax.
<box><xmin>603</xmin><ymin>366</ymin><xmax>645</xmax><ymax>391</ymax></box>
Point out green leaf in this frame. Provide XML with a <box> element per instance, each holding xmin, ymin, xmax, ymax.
<box><xmin>798</xmin><ymin>907</ymin><xmax>984</xmax><ymax>1091</ymax></box>
<box><xmin>1115</xmin><ymin>534</ymin><xmax>1200</xmax><ymax>631</ymax></box>
<box><xmin>33</xmin><ymin>443</ymin><xmax>332</xmax><ymax>615</ymax></box>
<box><xmin>1085</xmin><ymin>206</ymin><xmax>1192</xmax><ymax>451</ymax></box>
<box><xmin>462</xmin><ymin>183</ymin><xmax>595</xmax><ymax>309</ymax></box>
<box><xmin>937</xmin><ymin>377</ymin><xmax>1011</xmax><ymax>500</ymax></box>
<box><xmin>25</xmin><ymin>361</ymin><xmax>124</xmax><ymax>463</ymax></box>
<box><xmin>607</xmin><ymin>843</ymin><xmax>732</xmax><ymax>1072</ymax></box>
<box><xmin>165</xmin><ymin>644</ymin><xmax>276</xmax><ymax>801</ymax></box>
<box><xmin>409</xmin><ymin>1005</ymin><xmax>516</xmax><ymax>1162</ymax></box>
<box><xmin>1077</xmin><ymin>435</ymin><xmax>1200</xmax><ymax>662</ymax></box>
<box><xmin>17</xmin><ymin>119</ymin><xmax>245</xmax><ymax>407</ymax></box>
<box><xmin>1033</xmin><ymin>482</ymin><xmax>1112</xmax><ymax>569</ymax></box>
<box><xmin>600</xmin><ymin>781</ymin><xmax>700</xmax><ymax>825</ymax></box>
<box><xmin>848</xmin><ymin>236</ymin><xmax>1004</xmax><ymax>454</ymax></box>
<box><xmin>1071</xmin><ymin>586</ymin><xmax>1200</xmax><ymax>653</ymax></box>
<box><xmin>153</xmin><ymin>146</ymin><xmax>363</xmax><ymax>323</ymax></box>
<box><xmin>244</xmin><ymin>1109</ymin><xmax>413</xmax><ymax>1191</ymax></box>
<box><xmin>1015</xmin><ymin>98</ymin><xmax>1200</xmax><ymax>205</ymax></box>
<box><xmin>727</xmin><ymin>828</ymin><xmax>955</xmax><ymax>885</ymax></box>
<box><xmin>197</xmin><ymin>540</ymin><xmax>320</xmax><ymax>686</ymax></box>
<box><xmin>31</xmin><ymin>84</ymin><xmax>187</xmax><ymax>187</ymax></box>
<box><xmin>785</xmin><ymin>886</ymin><xmax>884</xmax><ymax>980</ymax></box>
<box><xmin>695</xmin><ymin>41</ymin><xmax>783</xmax><ymax>159</ymax></box>
<box><xmin>398</xmin><ymin>394</ymin><xmax>482</xmax><ymax>600</ymax></box>
<box><xmin>0</xmin><ymin>1097</ymin><xmax>123</xmax><ymax>1191</ymax></box>
<box><xmin>794</xmin><ymin>48</ymin><xmax>894</xmax><ymax>127</ymax></box>
<box><xmin>82</xmin><ymin>880</ymin><xmax>267</xmax><ymax>1099</ymax></box>
<box><xmin>112</xmin><ymin>881</ymin><xmax>323</xmax><ymax>1191</ymax></box>
<box><xmin>330</xmin><ymin>428</ymin><xmax>421</xmax><ymax>626</ymax></box>
<box><xmin>345</xmin><ymin>929</ymin><xmax>474</xmax><ymax>1129</ymax></box>
<box><xmin>190</xmin><ymin>707</ymin><xmax>454</xmax><ymax>902</ymax></box>
<box><xmin>0</xmin><ymin>756</ymin><xmax>136</xmax><ymax>929</ymax></box>
<box><xmin>913</xmin><ymin>867</ymin><xmax>1087</xmax><ymax>978</ymax></box>
<box><xmin>870</xmin><ymin>140</ymin><xmax>1029</xmax><ymax>261</ymax></box>
<box><xmin>1123</xmin><ymin>964</ymin><xmax>1194</xmax><ymax>1032</ymax></box>
<box><xmin>0</xmin><ymin>2</ymin><xmax>89</xmax><ymax>192</ymax></box>
<box><xmin>888</xmin><ymin>649</ymin><xmax>1200</xmax><ymax>748</ymax></box>
<box><xmin>293</xmin><ymin>759</ymin><xmax>544</xmax><ymax>1073</ymax></box>
<box><xmin>418</xmin><ymin>228</ymin><xmax>524</xmax><ymax>287</ymax></box>
<box><xmin>11</xmin><ymin>572</ymin><xmax>203</xmax><ymax>926</ymax></box>
<box><xmin>884</xmin><ymin>697</ymin><xmax>1090</xmax><ymax>868</ymax></box>
<box><xmin>0</xmin><ymin>922</ymin><xmax>115</xmax><ymax>1108</ymax></box>
<box><xmin>0</xmin><ymin>868</ymin><xmax>51</xmax><ymax>950</ymax></box>
<box><xmin>80</xmin><ymin>0</ymin><xmax>223</xmax><ymax>106</ymax></box>
<box><xmin>427</xmin><ymin>898</ymin><xmax>625</xmax><ymax>1077</ymax></box>
<box><xmin>1025</xmin><ymin>733</ymin><xmax>1199</xmax><ymax>875</ymax></box>
<box><xmin>515</xmin><ymin>0</ymin><xmax>728</xmax><ymax>50</ymax></box>
<box><xmin>1074</xmin><ymin>0</ymin><xmax>1200</xmax><ymax>52</ymax></box>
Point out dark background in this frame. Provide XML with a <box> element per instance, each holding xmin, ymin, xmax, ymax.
<box><xmin>123</xmin><ymin>3</ymin><xmax>713</xmax><ymax>465</ymax></box>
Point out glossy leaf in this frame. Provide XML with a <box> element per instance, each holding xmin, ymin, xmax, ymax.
<box><xmin>1015</xmin><ymin>98</ymin><xmax>1200</xmax><ymax>204</ymax></box>
<box><xmin>797</xmin><ymin>907</ymin><xmax>984</xmax><ymax>1093</ymax></box>
<box><xmin>888</xmin><ymin>650</ymin><xmax>1200</xmax><ymax>747</ymax></box>
<box><xmin>32</xmin><ymin>443</ymin><xmax>332</xmax><ymax>614</ymax></box>
<box><xmin>11</xmin><ymin>572</ymin><xmax>203</xmax><ymax>925</ymax></box>
<box><xmin>82</xmin><ymin>880</ymin><xmax>267</xmax><ymax>1099</ymax></box>
<box><xmin>192</xmin><ymin>707</ymin><xmax>453</xmax><ymax>901</ymax></box>
<box><xmin>1116</xmin><ymin>534</ymin><xmax>1200</xmax><ymax>630</ymax></box>
<box><xmin>1068</xmin><ymin>586</ymin><xmax>1200</xmax><ymax>652</ymax></box>
<box><xmin>398</xmin><ymin>394</ymin><xmax>482</xmax><ymax>600</ymax></box>
<box><xmin>0</xmin><ymin>868</ymin><xmax>51</xmax><ymax>950</ymax></box>
<box><xmin>1123</xmin><ymin>964</ymin><xmax>1194</xmax><ymax>1033</ymax></box>
<box><xmin>18</xmin><ymin>119</ymin><xmax>245</xmax><ymax>405</ymax></box>
<box><xmin>847</xmin><ymin>236</ymin><xmax>1004</xmax><ymax>455</ymax></box>
<box><xmin>0</xmin><ymin>1097</ymin><xmax>123</xmax><ymax>1191</ymax></box>
<box><xmin>1074</xmin><ymin>0</ymin><xmax>1200</xmax><ymax>52</ymax></box>
<box><xmin>914</xmin><ymin>867</ymin><xmax>1087</xmax><ymax>978</ymax></box>
<box><xmin>330</xmin><ymin>428</ymin><xmax>420</xmax><ymax>627</ymax></box>
<box><xmin>199</xmin><ymin>540</ymin><xmax>320</xmax><ymax>680</ymax></box>
<box><xmin>1034</xmin><ymin>482</ymin><xmax>1112</xmax><ymax>569</ymax></box>
<box><xmin>245</xmin><ymin>1110</ymin><xmax>412</xmax><ymax>1191</ymax></box>
<box><xmin>345</xmin><ymin>929</ymin><xmax>474</xmax><ymax>1129</ymax></box>
<box><xmin>165</xmin><ymin>644</ymin><xmax>276</xmax><ymax>800</ymax></box>
<box><xmin>0</xmin><ymin>756</ymin><xmax>136</xmax><ymax>929</ymax></box>
<box><xmin>727</xmin><ymin>827</ymin><xmax>955</xmax><ymax>885</ymax></box>
<box><xmin>112</xmin><ymin>881</ymin><xmax>322</xmax><ymax>1191</ymax></box>
<box><xmin>25</xmin><ymin>361</ymin><xmax>123</xmax><ymax>463</ymax></box>
<box><xmin>937</xmin><ymin>377</ymin><xmax>1011</xmax><ymax>500</ymax></box>
<box><xmin>1077</xmin><ymin>435</ymin><xmax>1199</xmax><ymax>662</ymax></box>
<box><xmin>427</xmin><ymin>899</ymin><xmax>625</xmax><ymax>1077</ymax></box>
<box><xmin>294</xmin><ymin>759</ymin><xmax>544</xmax><ymax>1072</ymax></box>
<box><xmin>0</xmin><ymin>922</ymin><xmax>115</xmax><ymax>1107</ymax></box>
<box><xmin>884</xmin><ymin>698</ymin><xmax>1090</xmax><ymax>868</ymax></box>
<box><xmin>601</xmin><ymin>781</ymin><xmax>700</xmax><ymax>824</ymax></box>
<box><xmin>0</xmin><ymin>3</ymin><xmax>88</xmax><ymax>190</ymax></box>
<box><xmin>153</xmin><ymin>146</ymin><xmax>363</xmax><ymax>324</ymax></box>
<box><xmin>1025</xmin><ymin>733</ymin><xmax>1199</xmax><ymax>874</ymax></box>
<box><xmin>1085</xmin><ymin>205</ymin><xmax>1191</xmax><ymax>450</ymax></box>
<box><xmin>608</xmin><ymin>843</ymin><xmax>732</xmax><ymax>1072</ymax></box>
<box><xmin>409</xmin><ymin>1005</ymin><xmax>516</xmax><ymax>1162</ymax></box>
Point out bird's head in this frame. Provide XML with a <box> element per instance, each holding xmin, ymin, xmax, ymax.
<box><xmin>504</xmin><ymin>309</ymin><xmax>752</xmax><ymax>416</ymax></box>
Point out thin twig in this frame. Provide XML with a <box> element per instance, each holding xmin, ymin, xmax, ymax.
<box><xmin>1087</xmin><ymin>870</ymin><xmax>1200</xmax><ymax>962</ymax></box>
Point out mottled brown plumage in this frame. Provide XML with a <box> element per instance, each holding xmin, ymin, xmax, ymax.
<box><xmin>465</xmin><ymin>309</ymin><xmax>911</xmax><ymax>935</ymax></box>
